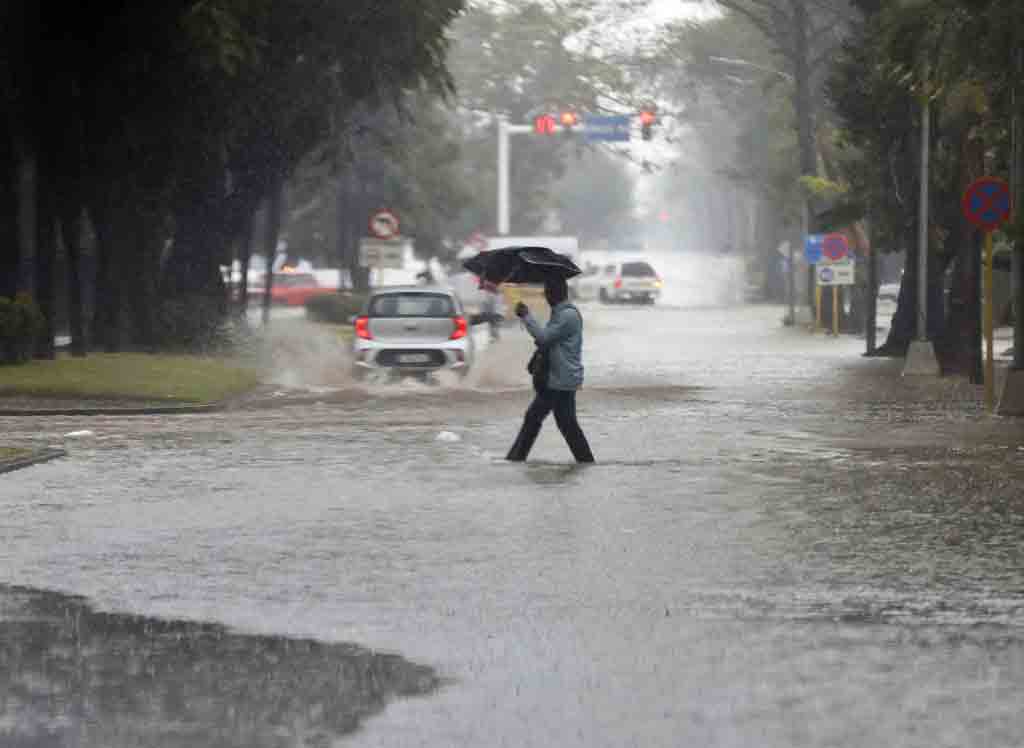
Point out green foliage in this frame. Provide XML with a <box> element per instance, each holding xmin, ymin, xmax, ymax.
<box><xmin>0</xmin><ymin>294</ymin><xmax>44</xmax><ymax>365</ymax></box>
<box><xmin>304</xmin><ymin>293</ymin><xmax>370</xmax><ymax>325</ymax></box>
<box><xmin>155</xmin><ymin>297</ymin><xmax>234</xmax><ymax>353</ymax></box>
<box><xmin>1</xmin><ymin>0</ymin><xmax>467</xmax><ymax>349</ymax></box>
<box><xmin>799</xmin><ymin>176</ymin><xmax>849</xmax><ymax>201</ymax></box>
<box><xmin>553</xmin><ymin>149</ymin><xmax>635</xmax><ymax>243</ymax></box>
<box><xmin>0</xmin><ymin>353</ymin><xmax>261</xmax><ymax>403</ymax></box>
<box><xmin>447</xmin><ymin>1</ymin><xmax>638</xmax><ymax>235</ymax></box>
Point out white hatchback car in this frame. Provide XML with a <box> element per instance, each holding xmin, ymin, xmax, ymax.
<box><xmin>352</xmin><ymin>287</ymin><xmax>474</xmax><ymax>381</ymax></box>
<box><xmin>573</xmin><ymin>260</ymin><xmax>662</xmax><ymax>304</ymax></box>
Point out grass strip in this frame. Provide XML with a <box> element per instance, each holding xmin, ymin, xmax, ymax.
<box><xmin>0</xmin><ymin>353</ymin><xmax>261</xmax><ymax>403</ymax></box>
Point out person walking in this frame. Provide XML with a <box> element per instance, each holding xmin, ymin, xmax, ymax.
<box><xmin>480</xmin><ymin>279</ymin><xmax>502</xmax><ymax>342</ymax></box>
<box><xmin>506</xmin><ymin>277</ymin><xmax>595</xmax><ymax>463</ymax></box>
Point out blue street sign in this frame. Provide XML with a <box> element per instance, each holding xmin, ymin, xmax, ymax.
<box><xmin>804</xmin><ymin>234</ymin><xmax>824</xmax><ymax>264</ymax></box>
<box><xmin>584</xmin><ymin>114</ymin><xmax>631</xmax><ymax>142</ymax></box>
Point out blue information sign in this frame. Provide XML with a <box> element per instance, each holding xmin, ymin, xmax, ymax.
<box><xmin>584</xmin><ymin>114</ymin><xmax>631</xmax><ymax>142</ymax></box>
<box><xmin>804</xmin><ymin>234</ymin><xmax>824</xmax><ymax>264</ymax></box>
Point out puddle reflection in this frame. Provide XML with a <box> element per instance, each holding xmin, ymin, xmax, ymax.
<box><xmin>0</xmin><ymin>586</ymin><xmax>440</xmax><ymax>747</ymax></box>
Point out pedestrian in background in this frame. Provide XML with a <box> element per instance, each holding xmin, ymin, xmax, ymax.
<box><xmin>506</xmin><ymin>277</ymin><xmax>594</xmax><ymax>463</ymax></box>
<box><xmin>480</xmin><ymin>279</ymin><xmax>502</xmax><ymax>342</ymax></box>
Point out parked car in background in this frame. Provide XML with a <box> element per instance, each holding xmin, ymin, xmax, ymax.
<box><xmin>573</xmin><ymin>260</ymin><xmax>662</xmax><ymax>304</ymax></box>
<box><xmin>248</xmin><ymin>271</ymin><xmax>337</xmax><ymax>307</ymax></box>
<box><xmin>351</xmin><ymin>287</ymin><xmax>474</xmax><ymax>381</ymax></box>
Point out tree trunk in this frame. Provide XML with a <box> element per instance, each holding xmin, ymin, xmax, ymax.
<box><xmin>88</xmin><ymin>196</ymin><xmax>122</xmax><ymax>352</ymax></box>
<box><xmin>126</xmin><ymin>203</ymin><xmax>159</xmax><ymax>349</ymax></box>
<box><xmin>34</xmin><ymin>150</ymin><xmax>56</xmax><ymax>360</ymax></box>
<box><xmin>262</xmin><ymin>175</ymin><xmax>284</xmax><ymax>326</ymax></box>
<box><xmin>338</xmin><ymin>168</ymin><xmax>370</xmax><ymax>292</ymax></box>
<box><xmin>238</xmin><ymin>210</ymin><xmax>254</xmax><ymax>320</ymax></box>
<box><xmin>60</xmin><ymin>209</ymin><xmax>87</xmax><ymax>356</ymax></box>
<box><xmin>933</xmin><ymin>125</ymin><xmax>986</xmax><ymax>376</ymax></box>
<box><xmin>793</xmin><ymin>0</ymin><xmax>818</xmax><ymax>317</ymax></box>
<box><xmin>0</xmin><ymin>126</ymin><xmax>21</xmax><ymax>299</ymax></box>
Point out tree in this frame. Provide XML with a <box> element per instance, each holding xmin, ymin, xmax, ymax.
<box><xmin>446</xmin><ymin>1</ymin><xmax>637</xmax><ymax>236</ymax></box>
<box><xmin>281</xmin><ymin>93</ymin><xmax>476</xmax><ymax>289</ymax></box>
<box><xmin>0</xmin><ymin>0</ymin><xmax>466</xmax><ymax>352</ymax></box>
<box><xmin>650</xmin><ymin>12</ymin><xmax>799</xmax><ymax>295</ymax></box>
<box><xmin>827</xmin><ymin>0</ymin><xmax>1020</xmax><ymax>369</ymax></box>
<box><xmin>554</xmin><ymin>148</ymin><xmax>636</xmax><ymax>244</ymax></box>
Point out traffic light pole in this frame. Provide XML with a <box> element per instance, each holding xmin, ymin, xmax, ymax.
<box><xmin>496</xmin><ymin>112</ymin><xmax>649</xmax><ymax>236</ymax></box>
<box><xmin>497</xmin><ymin>116</ymin><xmax>538</xmax><ymax>236</ymax></box>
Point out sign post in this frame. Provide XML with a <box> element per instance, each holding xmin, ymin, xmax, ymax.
<box><xmin>369</xmin><ymin>209</ymin><xmax>400</xmax><ymax>240</ymax></box>
<box><xmin>805</xmin><ymin>235</ymin><xmax>824</xmax><ymax>330</ymax></box>
<box><xmin>808</xmin><ymin>233</ymin><xmax>850</xmax><ymax>334</ymax></box>
<box><xmin>361</xmin><ymin>209</ymin><xmax>406</xmax><ymax>271</ymax></box>
<box><xmin>962</xmin><ymin>176</ymin><xmax>1011</xmax><ymax>411</ymax></box>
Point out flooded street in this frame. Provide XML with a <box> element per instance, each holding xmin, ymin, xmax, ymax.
<box><xmin>3</xmin><ymin>301</ymin><xmax>1024</xmax><ymax>747</ymax></box>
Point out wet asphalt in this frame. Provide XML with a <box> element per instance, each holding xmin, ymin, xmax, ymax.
<box><xmin>2</xmin><ymin>301</ymin><xmax>1024</xmax><ymax>747</ymax></box>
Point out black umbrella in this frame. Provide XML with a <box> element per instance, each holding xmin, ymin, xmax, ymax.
<box><xmin>462</xmin><ymin>246</ymin><xmax>582</xmax><ymax>286</ymax></box>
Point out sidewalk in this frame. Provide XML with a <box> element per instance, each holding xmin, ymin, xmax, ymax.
<box><xmin>0</xmin><ymin>396</ymin><xmax>225</xmax><ymax>417</ymax></box>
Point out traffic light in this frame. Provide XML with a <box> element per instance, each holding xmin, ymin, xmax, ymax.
<box><xmin>533</xmin><ymin>113</ymin><xmax>557</xmax><ymax>135</ymax></box>
<box><xmin>559</xmin><ymin>111</ymin><xmax>579</xmax><ymax>130</ymax></box>
<box><xmin>639</xmin><ymin>109</ymin><xmax>657</xmax><ymax>141</ymax></box>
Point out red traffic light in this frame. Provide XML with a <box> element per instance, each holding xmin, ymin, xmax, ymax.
<box><xmin>559</xmin><ymin>111</ymin><xmax>579</xmax><ymax>127</ymax></box>
<box><xmin>533</xmin><ymin>114</ymin><xmax>557</xmax><ymax>135</ymax></box>
<box><xmin>639</xmin><ymin>109</ymin><xmax>657</xmax><ymax>141</ymax></box>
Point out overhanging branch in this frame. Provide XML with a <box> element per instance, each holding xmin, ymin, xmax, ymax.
<box><xmin>715</xmin><ymin>0</ymin><xmax>792</xmax><ymax>52</ymax></box>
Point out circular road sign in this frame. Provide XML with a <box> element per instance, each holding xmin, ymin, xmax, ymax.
<box><xmin>818</xmin><ymin>266</ymin><xmax>835</xmax><ymax>284</ymax></box>
<box><xmin>822</xmin><ymin>233</ymin><xmax>849</xmax><ymax>262</ymax></box>
<box><xmin>369</xmin><ymin>209</ymin><xmax>400</xmax><ymax>240</ymax></box>
<box><xmin>962</xmin><ymin>177</ymin><xmax>1011</xmax><ymax>233</ymax></box>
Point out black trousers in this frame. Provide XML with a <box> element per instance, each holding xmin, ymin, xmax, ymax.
<box><xmin>507</xmin><ymin>388</ymin><xmax>595</xmax><ymax>463</ymax></box>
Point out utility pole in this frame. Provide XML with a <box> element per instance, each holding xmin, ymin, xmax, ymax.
<box><xmin>998</xmin><ymin>48</ymin><xmax>1024</xmax><ymax>413</ymax></box>
<box><xmin>903</xmin><ymin>70</ymin><xmax>941</xmax><ymax>376</ymax></box>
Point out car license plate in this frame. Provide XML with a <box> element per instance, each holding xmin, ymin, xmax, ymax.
<box><xmin>398</xmin><ymin>353</ymin><xmax>431</xmax><ymax>364</ymax></box>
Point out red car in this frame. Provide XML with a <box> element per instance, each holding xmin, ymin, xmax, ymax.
<box><xmin>248</xmin><ymin>272</ymin><xmax>337</xmax><ymax>306</ymax></box>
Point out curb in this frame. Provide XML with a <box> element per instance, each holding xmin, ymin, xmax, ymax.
<box><xmin>0</xmin><ymin>449</ymin><xmax>67</xmax><ymax>475</ymax></box>
<box><xmin>0</xmin><ymin>403</ymin><xmax>224</xmax><ymax>417</ymax></box>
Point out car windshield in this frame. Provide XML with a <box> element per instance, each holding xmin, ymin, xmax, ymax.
<box><xmin>369</xmin><ymin>293</ymin><xmax>455</xmax><ymax>317</ymax></box>
<box><xmin>621</xmin><ymin>262</ymin><xmax>656</xmax><ymax>277</ymax></box>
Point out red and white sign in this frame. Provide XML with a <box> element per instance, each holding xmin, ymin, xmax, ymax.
<box><xmin>369</xmin><ymin>209</ymin><xmax>400</xmax><ymax>240</ymax></box>
<box><xmin>962</xmin><ymin>177</ymin><xmax>1011</xmax><ymax>233</ymax></box>
<box><xmin>821</xmin><ymin>233</ymin><xmax>849</xmax><ymax>262</ymax></box>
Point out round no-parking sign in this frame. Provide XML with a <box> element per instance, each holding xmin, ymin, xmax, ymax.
<box><xmin>822</xmin><ymin>233</ymin><xmax>849</xmax><ymax>262</ymax></box>
<box><xmin>962</xmin><ymin>177</ymin><xmax>1011</xmax><ymax>233</ymax></box>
